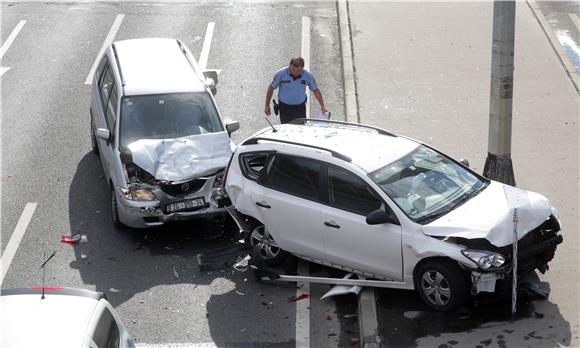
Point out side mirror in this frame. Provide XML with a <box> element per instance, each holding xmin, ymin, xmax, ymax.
<box><xmin>366</xmin><ymin>209</ymin><xmax>399</xmax><ymax>225</ymax></box>
<box><xmin>225</xmin><ymin>120</ymin><xmax>240</xmax><ymax>135</ymax></box>
<box><xmin>459</xmin><ymin>158</ymin><xmax>470</xmax><ymax>168</ymax></box>
<box><xmin>95</xmin><ymin>128</ymin><xmax>111</xmax><ymax>142</ymax></box>
<box><xmin>203</xmin><ymin>70</ymin><xmax>219</xmax><ymax>96</ymax></box>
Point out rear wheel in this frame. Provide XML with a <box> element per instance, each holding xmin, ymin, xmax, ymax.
<box><xmin>415</xmin><ymin>260</ymin><xmax>467</xmax><ymax>312</ymax></box>
<box><xmin>248</xmin><ymin>225</ymin><xmax>288</xmax><ymax>266</ymax></box>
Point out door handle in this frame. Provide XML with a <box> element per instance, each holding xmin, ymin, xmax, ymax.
<box><xmin>255</xmin><ymin>201</ymin><xmax>271</xmax><ymax>209</ymax></box>
<box><xmin>324</xmin><ymin>221</ymin><xmax>340</xmax><ymax>229</ymax></box>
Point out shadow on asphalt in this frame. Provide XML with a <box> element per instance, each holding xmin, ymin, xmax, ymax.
<box><xmin>67</xmin><ymin>152</ymin><xmax>357</xmax><ymax>347</ymax></box>
<box><xmin>377</xmin><ymin>284</ymin><xmax>571</xmax><ymax>347</ymax></box>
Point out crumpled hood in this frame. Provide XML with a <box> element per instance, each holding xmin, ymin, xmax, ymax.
<box><xmin>127</xmin><ymin>131</ymin><xmax>232</xmax><ymax>181</ymax></box>
<box><xmin>422</xmin><ymin>181</ymin><xmax>554</xmax><ymax>247</ymax></box>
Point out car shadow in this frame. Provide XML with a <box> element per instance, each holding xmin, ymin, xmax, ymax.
<box><xmin>68</xmin><ymin>152</ymin><xmax>242</xmax><ymax>307</ymax></box>
<box><xmin>376</xmin><ymin>280</ymin><xmax>572</xmax><ymax>347</ymax></box>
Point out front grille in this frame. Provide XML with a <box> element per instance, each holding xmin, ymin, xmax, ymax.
<box><xmin>160</xmin><ymin>179</ymin><xmax>206</xmax><ymax>197</ymax></box>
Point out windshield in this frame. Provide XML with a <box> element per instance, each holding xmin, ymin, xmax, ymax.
<box><xmin>120</xmin><ymin>92</ymin><xmax>224</xmax><ymax>148</ymax></box>
<box><xmin>369</xmin><ymin>145</ymin><xmax>488</xmax><ymax>224</ymax></box>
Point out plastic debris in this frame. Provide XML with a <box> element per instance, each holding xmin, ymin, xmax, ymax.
<box><xmin>288</xmin><ymin>293</ymin><xmax>309</xmax><ymax>302</ymax></box>
<box><xmin>235</xmin><ymin>290</ymin><xmax>245</xmax><ymax>296</ymax></box>
<box><xmin>173</xmin><ymin>268</ymin><xmax>179</xmax><ymax>278</ymax></box>
<box><xmin>80</xmin><ymin>254</ymin><xmax>87</xmax><ymax>259</ymax></box>
<box><xmin>60</xmin><ymin>233</ymin><xmax>88</xmax><ymax>245</ymax></box>
<box><xmin>109</xmin><ymin>288</ymin><xmax>121</xmax><ymax>293</ymax></box>
<box><xmin>344</xmin><ymin>314</ymin><xmax>357</xmax><ymax>319</ymax></box>
<box><xmin>233</xmin><ymin>255</ymin><xmax>251</xmax><ymax>272</ymax></box>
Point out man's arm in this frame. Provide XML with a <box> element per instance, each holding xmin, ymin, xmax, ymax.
<box><xmin>264</xmin><ymin>85</ymin><xmax>274</xmax><ymax>116</ymax></box>
<box><xmin>313</xmin><ymin>88</ymin><xmax>327</xmax><ymax>113</ymax></box>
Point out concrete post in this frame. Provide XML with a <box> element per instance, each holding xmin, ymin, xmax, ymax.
<box><xmin>483</xmin><ymin>0</ymin><xmax>517</xmax><ymax>186</ymax></box>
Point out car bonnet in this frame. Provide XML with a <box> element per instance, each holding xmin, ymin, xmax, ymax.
<box><xmin>421</xmin><ymin>181</ymin><xmax>554</xmax><ymax>247</ymax></box>
<box><xmin>127</xmin><ymin>131</ymin><xmax>232</xmax><ymax>181</ymax></box>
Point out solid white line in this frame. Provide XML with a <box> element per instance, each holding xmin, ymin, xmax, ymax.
<box><xmin>0</xmin><ymin>66</ymin><xmax>10</xmax><ymax>77</ymax></box>
<box><xmin>0</xmin><ymin>203</ymin><xmax>37</xmax><ymax>286</ymax></box>
<box><xmin>0</xmin><ymin>20</ymin><xmax>26</xmax><ymax>60</ymax></box>
<box><xmin>301</xmin><ymin>16</ymin><xmax>311</xmax><ymax>119</ymax></box>
<box><xmin>84</xmin><ymin>14</ymin><xmax>125</xmax><ymax>85</ymax></box>
<box><xmin>295</xmin><ymin>260</ymin><xmax>310</xmax><ymax>348</ymax></box>
<box><xmin>569</xmin><ymin>13</ymin><xmax>580</xmax><ymax>34</ymax></box>
<box><xmin>198</xmin><ymin>22</ymin><xmax>215</xmax><ymax>70</ymax></box>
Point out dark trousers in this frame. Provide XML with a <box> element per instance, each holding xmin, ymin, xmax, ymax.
<box><xmin>279</xmin><ymin>100</ymin><xmax>306</xmax><ymax>124</ymax></box>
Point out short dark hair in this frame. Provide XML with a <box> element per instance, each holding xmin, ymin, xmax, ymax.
<box><xmin>289</xmin><ymin>57</ymin><xmax>305</xmax><ymax>67</ymax></box>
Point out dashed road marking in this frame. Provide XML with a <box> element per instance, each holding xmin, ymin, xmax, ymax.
<box><xmin>1</xmin><ymin>202</ymin><xmax>37</xmax><ymax>286</ymax></box>
<box><xmin>85</xmin><ymin>14</ymin><xmax>124</xmax><ymax>85</ymax></box>
<box><xmin>198</xmin><ymin>22</ymin><xmax>215</xmax><ymax>70</ymax></box>
<box><xmin>0</xmin><ymin>20</ymin><xmax>26</xmax><ymax>78</ymax></box>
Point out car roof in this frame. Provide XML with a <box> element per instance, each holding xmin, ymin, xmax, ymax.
<box><xmin>249</xmin><ymin>121</ymin><xmax>420</xmax><ymax>173</ymax></box>
<box><xmin>113</xmin><ymin>38</ymin><xmax>206</xmax><ymax>96</ymax></box>
<box><xmin>0</xmin><ymin>288</ymin><xmax>102</xmax><ymax>347</ymax></box>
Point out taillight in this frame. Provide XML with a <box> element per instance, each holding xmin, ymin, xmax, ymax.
<box><xmin>223</xmin><ymin>154</ymin><xmax>234</xmax><ymax>189</ymax></box>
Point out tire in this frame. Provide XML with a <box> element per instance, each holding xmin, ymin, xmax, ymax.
<box><xmin>91</xmin><ymin>121</ymin><xmax>100</xmax><ymax>155</ymax></box>
<box><xmin>414</xmin><ymin>259</ymin><xmax>467</xmax><ymax>312</ymax></box>
<box><xmin>111</xmin><ymin>186</ymin><xmax>124</xmax><ymax>228</ymax></box>
<box><xmin>248</xmin><ymin>224</ymin><xmax>288</xmax><ymax>266</ymax></box>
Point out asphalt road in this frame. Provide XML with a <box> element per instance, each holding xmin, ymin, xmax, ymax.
<box><xmin>0</xmin><ymin>2</ymin><xmax>356</xmax><ymax>346</ymax></box>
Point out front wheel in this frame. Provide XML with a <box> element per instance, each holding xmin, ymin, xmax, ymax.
<box><xmin>248</xmin><ymin>225</ymin><xmax>288</xmax><ymax>266</ymax></box>
<box><xmin>111</xmin><ymin>187</ymin><xmax>124</xmax><ymax>228</ymax></box>
<box><xmin>414</xmin><ymin>260</ymin><xmax>467</xmax><ymax>312</ymax></box>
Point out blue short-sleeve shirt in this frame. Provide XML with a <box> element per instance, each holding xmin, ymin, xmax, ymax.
<box><xmin>271</xmin><ymin>67</ymin><xmax>318</xmax><ymax>105</ymax></box>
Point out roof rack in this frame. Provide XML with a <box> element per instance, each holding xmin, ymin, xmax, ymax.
<box><xmin>288</xmin><ymin>118</ymin><xmax>396</xmax><ymax>137</ymax></box>
<box><xmin>242</xmin><ymin>137</ymin><xmax>352</xmax><ymax>162</ymax></box>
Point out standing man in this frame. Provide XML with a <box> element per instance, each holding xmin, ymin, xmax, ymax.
<box><xmin>264</xmin><ymin>57</ymin><xmax>328</xmax><ymax>124</ymax></box>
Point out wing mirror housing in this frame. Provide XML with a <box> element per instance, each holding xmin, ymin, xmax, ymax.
<box><xmin>366</xmin><ymin>209</ymin><xmax>399</xmax><ymax>225</ymax></box>
<box><xmin>95</xmin><ymin>128</ymin><xmax>111</xmax><ymax>142</ymax></box>
<box><xmin>203</xmin><ymin>70</ymin><xmax>219</xmax><ymax>96</ymax></box>
<box><xmin>459</xmin><ymin>158</ymin><xmax>470</xmax><ymax>168</ymax></box>
<box><xmin>225</xmin><ymin>120</ymin><xmax>240</xmax><ymax>135</ymax></box>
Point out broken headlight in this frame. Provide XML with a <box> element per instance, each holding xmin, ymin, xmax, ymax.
<box><xmin>462</xmin><ymin>250</ymin><xmax>506</xmax><ymax>270</ymax></box>
<box><xmin>121</xmin><ymin>187</ymin><xmax>157</xmax><ymax>201</ymax></box>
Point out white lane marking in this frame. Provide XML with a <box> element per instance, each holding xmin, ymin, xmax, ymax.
<box><xmin>0</xmin><ymin>202</ymin><xmax>37</xmax><ymax>286</ymax></box>
<box><xmin>569</xmin><ymin>13</ymin><xmax>580</xmax><ymax>33</ymax></box>
<box><xmin>84</xmin><ymin>14</ymin><xmax>125</xmax><ymax>85</ymax></box>
<box><xmin>198</xmin><ymin>22</ymin><xmax>215</xmax><ymax>70</ymax></box>
<box><xmin>302</xmin><ymin>16</ymin><xmax>311</xmax><ymax>119</ymax></box>
<box><xmin>0</xmin><ymin>20</ymin><xmax>26</xmax><ymax>77</ymax></box>
<box><xmin>295</xmin><ymin>260</ymin><xmax>310</xmax><ymax>348</ymax></box>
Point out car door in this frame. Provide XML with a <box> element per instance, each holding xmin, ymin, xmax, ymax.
<box><xmin>252</xmin><ymin>154</ymin><xmax>326</xmax><ymax>259</ymax></box>
<box><xmin>92</xmin><ymin>59</ymin><xmax>117</xmax><ymax>180</ymax></box>
<box><xmin>321</xmin><ymin>164</ymin><xmax>403</xmax><ymax>281</ymax></box>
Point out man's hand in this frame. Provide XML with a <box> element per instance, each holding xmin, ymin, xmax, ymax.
<box><xmin>264</xmin><ymin>105</ymin><xmax>271</xmax><ymax>116</ymax></box>
<box><xmin>320</xmin><ymin>106</ymin><xmax>328</xmax><ymax>113</ymax></box>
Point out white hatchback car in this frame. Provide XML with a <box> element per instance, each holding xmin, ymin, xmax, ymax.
<box><xmin>90</xmin><ymin>38</ymin><xmax>239</xmax><ymax>229</ymax></box>
<box><xmin>0</xmin><ymin>287</ymin><xmax>134</xmax><ymax>348</ymax></box>
<box><xmin>224</xmin><ymin>119</ymin><xmax>562</xmax><ymax>311</ymax></box>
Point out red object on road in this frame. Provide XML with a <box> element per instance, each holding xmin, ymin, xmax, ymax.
<box><xmin>60</xmin><ymin>234</ymin><xmax>86</xmax><ymax>245</ymax></box>
<box><xmin>288</xmin><ymin>293</ymin><xmax>309</xmax><ymax>302</ymax></box>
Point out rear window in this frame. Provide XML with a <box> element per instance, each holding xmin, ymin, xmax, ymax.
<box><xmin>120</xmin><ymin>92</ymin><xmax>224</xmax><ymax>148</ymax></box>
<box><xmin>92</xmin><ymin>307</ymin><xmax>120</xmax><ymax>348</ymax></box>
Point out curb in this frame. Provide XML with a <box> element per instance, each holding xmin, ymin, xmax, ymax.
<box><xmin>337</xmin><ymin>0</ymin><xmax>359</xmax><ymax>123</ymax></box>
<box><xmin>358</xmin><ymin>288</ymin><xmax>381</xmax><ymax>348</ymax></box>
<box><xmin>526</xmin><ymin>0</ymin><xmax>579</xmax><ymax>94</ymax></box>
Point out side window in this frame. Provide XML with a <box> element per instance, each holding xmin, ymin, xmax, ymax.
<box><xmin>106</xmin><ymin>83</ymin><xmax>118</xmax><ymax>133</ymax></box>
<box><xmin>328</xmin><ymin>165</ymin><xmax>383</xmax><ymax>216</ymax></box>
<box><xmin>99</xmin><ymin>67</ymin><xmax>114</xmax><ymax>114</ymax></box>
<box><xmin>95</xmin><ymin>55</ymin><xmax>109</xmax><ymax>86</ymax></box>
<box><xmin>239</xmin><ymin>152</ymin><xmax>272</xmax><ymax>181</ymax></box>
<box><xmin>265</xmin><ymin>155</ymin><xmax>321</xmax><ymax>202</ymax></box>
<box><xmin>92</xmin><ymin>307</ymin><xmax>120</xmax><ymax>348</ymax></box>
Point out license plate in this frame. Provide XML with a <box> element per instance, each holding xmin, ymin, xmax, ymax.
<box><xmin>166</xmin><ymin>197</ymin><xmax>206</xmax><ymax>213</ymax></box>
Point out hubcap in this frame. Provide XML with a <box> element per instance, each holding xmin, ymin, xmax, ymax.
<box><xmin>250</xmin><ymin>225</ymin><xmax>280</xmax><ymax>260</ymax></box>
<box><xmin>421</xmin><ymin>270</ymin><xmax>451</xmax><ymax>307</ymax></box>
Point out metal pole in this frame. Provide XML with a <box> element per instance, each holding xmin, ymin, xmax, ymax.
<box><xmin>483</xmin><ymin>0</ymin><xmax>516</xmax><ymax>186</ymax></box>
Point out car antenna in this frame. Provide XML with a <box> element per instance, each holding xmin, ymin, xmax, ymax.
<box><xmin>39</xmin><ymin>251</ymin><xmax>56</xmax><ymax>299</ymax></box>
<box><xmin>264</xmin><ymin>116</ymin><xmax>278</xmax><ymax>133</ymax></box>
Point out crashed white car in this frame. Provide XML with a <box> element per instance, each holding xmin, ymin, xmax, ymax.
<box><xmin>90</xmin><ymin>38</ymin><xmax>239</xmax><ymax>228</ymax></box>
<box><xmin>224</xmin><ymin>119</ymin><xmax>562</xmax><ymax>311</ymax></box>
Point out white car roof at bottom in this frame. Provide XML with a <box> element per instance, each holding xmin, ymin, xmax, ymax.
<box><xmin>113</xmin><ymin>38</ymin><xmax>206</xmax><ymax>96</ymax></box>
<box><xmin>249</xmin><ymin>122</ymin><xmax>420</xmax><ymax>173</ymax></box>
<box><xmin>0</xmin><ymin>291</ymin><xmax>99</xmax><ymax>347</ymax></box>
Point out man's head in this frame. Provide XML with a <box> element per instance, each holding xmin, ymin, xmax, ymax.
<box><xmin>289</xmin><ymin>57</ymin><xmax>305</xmax><ymax>78</ymax></box>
